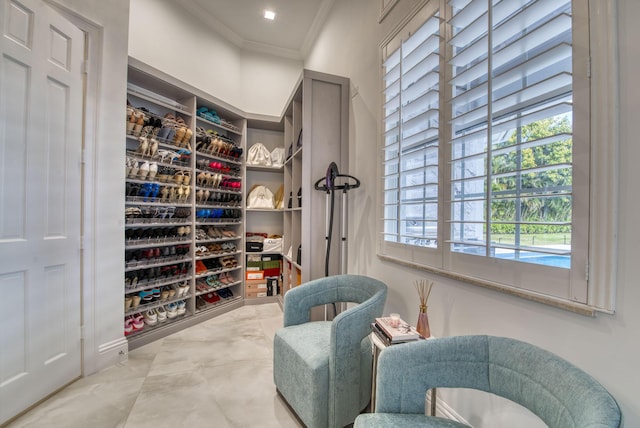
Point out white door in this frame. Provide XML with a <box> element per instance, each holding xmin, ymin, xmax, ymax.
<box><xmin>0</xmin><ymin>0</ymin><xmax>84</xmax><ymax>423</ymax></box>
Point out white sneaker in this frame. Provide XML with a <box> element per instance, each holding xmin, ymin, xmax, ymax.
<box><xmin>144</xmin><ymin>309</ymin><xmax>157</xmax><ymax>326</ymax></box>
<box><xmin>155</xmin><ymin>306</ymin><xmax>167</xmax><ymax>322</ymax></box>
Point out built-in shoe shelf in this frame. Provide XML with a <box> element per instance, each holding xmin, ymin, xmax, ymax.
<box><xmin>124</xmin><ymin>59</ymin><xmax>350</xmax><ymax>347</ymax></box>
<box><xmin>124</xmin><ymin>60</ymin><xmax>246</xmax><ymax>349</ymax></box>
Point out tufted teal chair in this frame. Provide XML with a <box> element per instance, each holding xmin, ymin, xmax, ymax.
<box><xmin>273</xmin><ymin>275</ymin><xmax>388</xmax><ymax>428</ymax></box>
<box><xmin>355</xmin><ymin>335</ymin><xmax>622</xmax><ymax>427</ymax></box>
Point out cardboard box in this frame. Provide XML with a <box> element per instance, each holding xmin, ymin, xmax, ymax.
<box><xmin>246</xmin><ymin>270</ymin><xmax>264</xmax><ymax>280</ymax></box>
<box><xmin>245</xmin><ymin>290</ymin><xmax>269</xmax><ymax>298</ymax></box>
<box><xmin>264</xmin><ymin>268</ymin><xmax>280</xmax><ymax>277</ymax></box>
<box><xmin>262</xmin><ymin>260</ymin><xmax>281</xmax><ymax>269</ymax></box>
<box><xmin>245</xmin><ymin>279</ymin><xmax>268</xmax><ymax>290</ymax></box>
<box><xmin>246</xmin><ymin>261</ymin><xmax>263</xmax><ymax>271</ymax></box>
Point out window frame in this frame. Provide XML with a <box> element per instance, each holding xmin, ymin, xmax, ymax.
<box><xmin>377</xmin><ymin>0</ymin><xmax>618</xmax><ymax>315</ymax></box>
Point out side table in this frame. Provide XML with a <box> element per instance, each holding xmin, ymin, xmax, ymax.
<box><xmin>370</xmin><ymin>330</ymin><xmax>437</xmax><ymax>416</ymax></box>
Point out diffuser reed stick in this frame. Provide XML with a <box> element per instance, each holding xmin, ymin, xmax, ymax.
<box><xmin>415</xmin><ymin>279</ymin><xmax>433</xmax><ymax>338</ymax></box>
<box><xmin>415</xmin><ymin>279</ymin><xmax>433</xmax><ymax>309</ymax></box>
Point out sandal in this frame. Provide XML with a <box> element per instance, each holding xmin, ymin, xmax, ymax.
<box><xmin>195</xmin><ymin>246</ymin><xmax>209</xmax><ymax>256</ymax></box>
<box><xmin>206</xmin><ymin>243</ymin><xmax>220</xmax><ymax>253</ymax></box>
<box><xmin>206</xmin><ymin>275</ymin><xmax>222</xmax><ymax>288</ymax></box>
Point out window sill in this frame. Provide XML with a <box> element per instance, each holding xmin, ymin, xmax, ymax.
<box><xmin>378</xmin><ymin>254</ymin><xmax>603</xmax><ymax>317</ymax></box>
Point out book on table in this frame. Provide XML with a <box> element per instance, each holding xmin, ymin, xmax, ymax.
<box><xmin>373</xmin><ymin>316</ymin><xmax>422</xmax><ymax>344</ymax></box>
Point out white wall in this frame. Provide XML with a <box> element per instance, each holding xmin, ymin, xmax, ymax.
<box><xmin>306</xmin><ymin>0</ymin><xmax>640</xmax><ymax>426</ymax></box>
<box><xmin>51</xmin><ymin>0</ymin><xmax>130</xmax><ymax>373</ymax></box>
<box><xmin>50</xmin><ymin>0</ymin><xmax>640</xmax><ymax>423</ymax></box>
<box><xmin>128</xmin><ymin>0</ymin><xmax>302</xmax><ymax>118</ymax></box>
<box><xmin>240</xmin><ymin>51</ymin><xmax>301</xmax><ymax>117</ymax></box>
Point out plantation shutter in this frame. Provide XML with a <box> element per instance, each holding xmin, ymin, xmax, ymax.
<box><xmin>448</xmin><ymin>0</ymin><xmax>574</xmax><ymax>265</ymax></box>
<box><xmin>382</xmin><ymin>10</ymin><xmax>442</xmax><ymax>249</ymax></box>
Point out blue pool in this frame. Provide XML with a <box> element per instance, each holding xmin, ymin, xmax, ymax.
<box><xmin>496</xmin><ymin>253</ymin><xmax>570</xmax><ymax>269</ymax></box>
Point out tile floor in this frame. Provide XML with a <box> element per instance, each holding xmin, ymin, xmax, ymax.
<box><xmin>6</xmin><ymin>303</ymin><xmax>303</xmax><ymax>428</ymax></box>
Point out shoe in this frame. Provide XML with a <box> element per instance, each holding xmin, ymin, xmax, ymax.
<box><xmin>167</xmin><ymin>287</ymin><xmax>177</xmax><ymax>300</ymax></box>
<box><xmin>176</xmin><ymin>300</ymin><xmax>187</xmax><ymax>315</ymax></box>
<box><xmin>202</xmin><ymin>292</ymin><xmax>220</xmax><ymax>304</ymax></box>
<box><xmin>149</xmin><ymin>183</ymin><xmax>160</xmax><ymax>202</ymax></box>
<box><xmin>148</xmin><ymin>162</ymin><xmax>158</xmax><ymax>179</ymax></box>
<box><xmin>179</xmin><ymin>283</ymin><xmax>190</xmax><ymax>297</ymax></box>
<box><xmin>166</xmin><ymin>303</ymin><xmax>178</xmax><ymax>319</ymax></box>
<box><xmin>139</xmin><ymin>183</ymin><xmax>153</xmax><ymax>200</ymax></box>
<box><xmin>124</xmin><ymin>317</ymin><xmax>134</xmax><ymax>335</ymax></box>
<box><xmin>131</xmin><ymin>314</ymin><xmax>145</xmax><ymax>331</ymax></box>
<box><xmin>144</xmin><ymin>310</ymin><xmax>157</xmax><ymax>326</ymax></box>
<box><xmin>129</xmin><ymin>161</ymin><xmax>139</xmax><ymax>178</ymax></box>
<box><xmin>139</xmin><ymin>290</ymin><xmax>154</xmax><ymax>303</ymax></box>
<box><xmin>131</xmin><ymin>295</ymin><xmax>141</xmax><ymax>309</ymax></box>
<box><xmin>138</xmin><ymin>161</ymin><xmax>150</xmax><ymax>179</ymax></box>
<box><xmin>126</xmin><ymin>157</ymin><xmax>134</xmax><ymax>178</ymax></box>
<box><xmin>206</xmin><ymin>275</ymin><xmax>222</xmax><ymax>288</ymax></box>
<box><xmin>155</xmin><ymin>306</ymin><xmax>167</xmax><ymax>323</ymax></box>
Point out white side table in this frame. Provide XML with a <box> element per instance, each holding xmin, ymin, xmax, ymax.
<box><xmin>370</xmin><ymin>331</ymin><xmax>437</xmax><ymax>416</ymax></box>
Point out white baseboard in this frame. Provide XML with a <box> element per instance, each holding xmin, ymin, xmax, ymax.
<box><xmin>94</xmin><ymin>337</ymin><xmax>129</xmax><ymax>373</ymax></box>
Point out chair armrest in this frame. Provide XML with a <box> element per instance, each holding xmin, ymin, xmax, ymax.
<box><xmin>375</xmin><ymin>336</ymin><xmax>490</xmax><ymax>414</ymax></box>
<box><xmin>283</xmin><ymin>276</ymin><xmax>342</xmax><ymax>326</ymax></box>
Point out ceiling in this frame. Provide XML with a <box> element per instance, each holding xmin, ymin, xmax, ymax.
<box><xmin>181</xmin><ymin>0</ymin><xmax>336</xmax><ymax>60</ymax></box>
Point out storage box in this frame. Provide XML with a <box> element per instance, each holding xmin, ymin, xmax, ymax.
<box><xmin>246</xmin><ymin>241</ymin><xmax>263</xmax><ymax>252</ymax></box>
<box><xmin>245</xmin><ymin>290</ymin><xmax>269</xmax><ymax>298</ymax></box>
<box><xmin>246</xmin><ymin>261</ymin><xmax>263</xmax><ymax>271</ymax></box>
<box><xmin>262</xmin><ymin>260</ymin><xmax>281</xmax><ymax>269</ymax></box>
<box><xmin>246</xmin><ymin>270</ymin><xmax>264</xmax><ymax>280</ymax></box>
<box><xmin>263</xmin><ymin>238</ymin><xmax>282</xmax><ymax>253</ymax></box>
<box><xmin>246</xmin><ymin>279</ymin><xmax>268</xmax><ymax>291</ymax></box>
<box><xmin>264</xmin><ymin>268</ymin><xmax>280</xmax><ymax>278</ymax></box>
<box><xmin>266</xmin><ymin>277</ymin><xmax>279</xmax><ymax>296</ymax></box>
<box><xmin>247</xmin><ymin>254</ymin><xmax>262</xmax><ymax>262</ymax></box>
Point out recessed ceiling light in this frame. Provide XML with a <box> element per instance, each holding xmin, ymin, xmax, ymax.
<box><xmin>264</xmin><ymin>10</ymin><xmax>276</xmax><ymax>20</ymax></box>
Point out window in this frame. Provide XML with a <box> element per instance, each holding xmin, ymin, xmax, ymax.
<box><xmin>379</xmin><ymin>0</ymin><xmax>617</xmax><ymax>313</ymax></box>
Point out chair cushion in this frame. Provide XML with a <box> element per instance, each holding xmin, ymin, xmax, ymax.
<box><xmin>355</xmin><ymin>414</ymin><xmax>470</xmax><ymax>428</ymax></box>
<box><xmin>274</xmin><ymin>321</ymin><xmax>332</xmax><ymax>428</ymax></box>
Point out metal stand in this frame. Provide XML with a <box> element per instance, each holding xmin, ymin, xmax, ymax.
<box><xmin>314</xmin><ymin>162</ymin><xmax>360</xmax><ymax>320</ymax></box>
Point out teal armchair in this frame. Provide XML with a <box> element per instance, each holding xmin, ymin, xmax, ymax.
<box><xmin>355</xmin><ymin>335</ymin><xmax>622</xmax><ymax>428</ymax></box>
<box><xmin>273</xmin><ymin>275</ymin><xmax>388</xmax><ymax>428</ymax></box>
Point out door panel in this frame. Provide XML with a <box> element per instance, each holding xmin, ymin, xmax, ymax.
<box><xmin>0</xmin><ymin>0</ymin><xmax>84</xmax><ymax>423</ymax></box>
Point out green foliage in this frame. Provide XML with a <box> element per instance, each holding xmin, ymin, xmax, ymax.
<box><xmin>490</xmin><ymin>116</ymin><xmax>572</xmax><ymax>236</ymax></box>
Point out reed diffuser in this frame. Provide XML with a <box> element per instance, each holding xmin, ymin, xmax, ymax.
<box><xmin>414</xmin><ymin>279</ymin><xmax>433</xmax><ymax>338</ymax></box>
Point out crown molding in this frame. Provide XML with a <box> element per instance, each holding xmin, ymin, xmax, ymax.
<box><xmin>243</xmin><ymin>40</ymin><xmax>303</xmax><ymax>61</ymax></box>
<box><xmin>181</xmin><ymin>0</ymin><xmax>244</xmax><ymax>48</ymax></box>
<box><xmin>300</xmin><ymin>0</ymin><xmax>336</xmax><ymax>58</ymax></box>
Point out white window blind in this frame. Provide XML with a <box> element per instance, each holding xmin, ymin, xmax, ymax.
<box><xmin>382</xmin><ymin>10</ymin><xmax>442</xmax><ymax>249</ymax></box>
<box><xmin>448</xmin><ymin>0</ymin><xmax>574</xmax><ymax>269</ymax></box>
<box><xmin>379</xmin><ymin>0</ymin><xmax>622</xmax><ymax>313</ymax></box>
